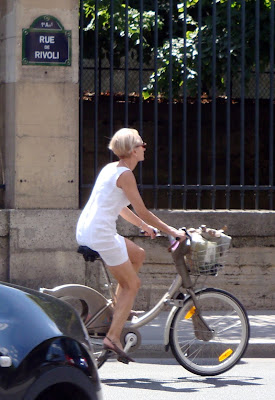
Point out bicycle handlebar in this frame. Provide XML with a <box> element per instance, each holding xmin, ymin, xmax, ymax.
<box><xmin>140</xmin><ymin>226</ymin><xmax>191</xmax><ymax>253</ymax></box>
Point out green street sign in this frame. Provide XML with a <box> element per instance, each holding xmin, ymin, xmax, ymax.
<box><xmin>22</xmin><ymin>15</ymin><xmax>71</xmax><ymax>66</ymax></box>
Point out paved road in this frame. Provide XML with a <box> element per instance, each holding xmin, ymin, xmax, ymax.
<box><xmin>99</xmin><ymin>358</ymin><xmax>275</xmax><ymax>400</ymax></box>
<box><xmin>133</xmin><ymin>310</ymin><xmax>275</xmax><ymax>358</ymax></box>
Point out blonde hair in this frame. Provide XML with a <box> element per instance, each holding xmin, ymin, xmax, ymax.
<box><xmin>108</xmin><ymin>128</ymin><xmax>141</xmax><ymax>158</ymax></box>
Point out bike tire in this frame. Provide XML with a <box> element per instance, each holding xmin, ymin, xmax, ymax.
<box><xmin>169</xmin><ymin>288</ymin><xmax>250</xmax><ymax>376</ymax></box>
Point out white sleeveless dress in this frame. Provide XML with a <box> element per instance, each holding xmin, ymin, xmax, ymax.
<box><xmin>76</xmin><ymin>162</ymin><xmax>130</xmax><ymax>266</ymax></box>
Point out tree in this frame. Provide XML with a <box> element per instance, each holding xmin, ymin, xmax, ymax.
<box><xmin>83</xmin><ymin>0</ymin><xmax>161</xmax><ymax>66</ymax></box>
<box><xmin>83</xmin><ymin>0</ymin><xmax>274</xmax><ymax>99</ymax></box>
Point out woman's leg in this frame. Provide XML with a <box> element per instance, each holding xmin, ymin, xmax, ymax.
<box><xmin>113</xmin><ymin>238</ymin><xmax>145</xmax><ymax>306</ymax></box>
<box><xmin>104</xmin><ymin>258</ymin><xmax>141</xmax><ymax>350</ymax></box>
<box><xmin>125</xmin><ymin>238</ymin><xmax>146</xmax><ymax>272</ymax></box>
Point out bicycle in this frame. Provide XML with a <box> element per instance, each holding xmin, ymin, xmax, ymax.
<box><xmin>40</xmin><ymin>226</ymin><xmax>250</xmax><ymax>376</ymax></box>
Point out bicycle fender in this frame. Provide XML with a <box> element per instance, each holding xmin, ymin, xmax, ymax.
<box><xmin>163</xmin><ymin>306</ymin><xmax>178</xmax><ymax>350</ymax></box>
<box><xmin>163</xmin><ymin>292</ymin><xmax>195</xmax><ymax>350</ymax></box>
<box><xmin>40</xmin><ymin>284</ymin><xmax>109</xmax><ymax>306</ymax></box>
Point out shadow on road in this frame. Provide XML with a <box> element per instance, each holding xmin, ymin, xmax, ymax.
<box><xmin>102</xmin><ymin>374</ymin><xmax>263</xmax><ymax>393</ymax></box>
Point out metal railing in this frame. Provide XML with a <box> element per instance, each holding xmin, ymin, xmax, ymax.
<box><xmin>79</xmin><ymin>0</ymin><xmax>274</xmax><ymax>210</ymax></box>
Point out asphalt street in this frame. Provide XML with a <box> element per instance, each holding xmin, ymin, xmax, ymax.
<box><xmin>99</xmin><ymin>358</ymin><xmax>275</xmax><ymax>400</ymax></box>
<box><xmin>132</xmin><ymin>310</ymin><xmax>275</xmax><ymax>358</ymax></box>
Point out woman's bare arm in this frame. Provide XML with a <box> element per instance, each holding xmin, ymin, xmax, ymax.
<box><xmin>120</xmin><ymin>206</ymin><xmax>143</xmax><ymax>227</ymax></box>
<box><xmin>117</xmin><ymin>171</ymin><xmax>186</xmax><ymax>240</ymax></box>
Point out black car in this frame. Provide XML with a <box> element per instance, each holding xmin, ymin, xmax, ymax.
<box><xmin>0</xmin><ymin>281</ymin><xmax>103</xmax><ymax>400</ymax></box>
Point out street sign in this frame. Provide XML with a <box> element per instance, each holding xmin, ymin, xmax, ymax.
<box><xmin>22</xmin><ymin>15</ymin><xmax>71</xmax><ymax>66</ymax></box>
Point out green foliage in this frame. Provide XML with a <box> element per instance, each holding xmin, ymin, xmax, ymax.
<box><xmin>83</xmin><ymin>0</ymin><xmax>162</xmax><ymax>66</ymax></box>
<box><xmin>83</xmin><ymin>0</ymin><xmax>274</xmax><ymax>99</ymax></box>
<box><xmin>147</xmin><ymin>0</ymin><xmax>274</xmax><ymax>97</ymax></box>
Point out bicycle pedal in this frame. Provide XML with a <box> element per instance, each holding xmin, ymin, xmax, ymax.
<box><xmin>117</xmin><ymin>356</ymin><xmax>129</xmax><ymax>364</ymax></box>
<box><xmin>97</xmin><ymin>350</ymin><xmax>113</xmax><ymax>363</ymax></box>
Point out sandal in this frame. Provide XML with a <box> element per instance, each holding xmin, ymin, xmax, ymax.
<box><xmin>103</xmin><ymin>336</ymin><xmax>135</xmax><ymax>364</ymax></box>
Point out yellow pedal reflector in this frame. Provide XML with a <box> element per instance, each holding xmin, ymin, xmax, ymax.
<box><xmin>219</xmin><ymin>348</ymin><xmax>233</xmax><ymax>362</ymax></box>
<box><xmin>185</xmin><ymin>306</ymin><xmax>196</xmax><ymax>319</ymax></box>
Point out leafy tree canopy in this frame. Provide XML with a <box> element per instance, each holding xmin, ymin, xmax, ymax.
<box><xmin>83</xmin><ymin>0</ymin><xmax>274</xmax><ymax>98</ymax></box>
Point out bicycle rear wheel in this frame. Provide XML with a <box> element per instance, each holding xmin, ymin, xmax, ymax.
<box><xmin>169</xmin><ymin>288</ymin><xmax>250</xmax><ymax>376</ymax></box>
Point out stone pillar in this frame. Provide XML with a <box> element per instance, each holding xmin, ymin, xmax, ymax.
<box><xmin>0</xmin><ymin>0</ymin><xmax>79</xmax><ymax>209</ymax></box>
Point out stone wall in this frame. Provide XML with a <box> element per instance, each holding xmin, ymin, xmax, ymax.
<box><xmin>0</xmin><ymin>0</ymin><xmax>79</xmax><ymax>209</ymax></box>
<box><xmin>1</xmin><ymin>209</ymin><xmax>275</xmax><ymax>310</ymax></box>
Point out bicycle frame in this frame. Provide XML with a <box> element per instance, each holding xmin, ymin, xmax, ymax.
<box><xmin>95</xmin><ymin>237</ymin><xmax>192</xmax><ymax>327</ymax></box>
<box><xmin>41</xmin><ymin>231</ymin><xmax>250</xmax><ymax>376</ymax></box>
<box><xmin>127</xmin><ymin>274</ymin><xmax>183</xmax><ymax>329</ymax></box>
<box><xmin>99</xmin><ymin>237</ymin><xmax>209</xmax><ymax>346</ymax></box>
<box><xmin>40</xmin><ymin>238</ymin><xmax>209</xmax><ymax>348</ymax></box>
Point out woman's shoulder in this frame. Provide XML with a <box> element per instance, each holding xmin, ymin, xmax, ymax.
<box><xmin>100</xmin><ymin>161</ymin><xmax>119</xmax><ymax>172</ymax></box>
<box><xmin>100</xmin><ymin>162</ymin><xmax>131</xmax><ymax>181</ymax></box>
<box><xmin>105</xmin><ymin>161</ymin><xmax>119</xmax><ymax>168</ymax></box>
<box><xmin>100</xmin><ymin>162</ymin><xmax>129</xmax><ymax>179</ymax></box>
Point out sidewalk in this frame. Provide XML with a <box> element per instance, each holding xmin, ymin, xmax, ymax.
<box><xmin>132</xmin><ymin>310</ymin><xmax>275</xmax><ymax>358</ymax></box>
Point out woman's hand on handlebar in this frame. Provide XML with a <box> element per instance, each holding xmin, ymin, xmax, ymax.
<box><xmin>141</xmin><ymin>224</ymin><xmax>158</xmax><ymax>239</ymax></box>
<box><xmin>170</xmin><ymin>228</ymin><xmax>187</xmax><ymax>242</ymax></box>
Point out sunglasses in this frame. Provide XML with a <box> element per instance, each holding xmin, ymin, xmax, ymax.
<box><xmin>135</xmin><ymin>142</ymin><xmax>147</xmax><ymax>149</ymax></box>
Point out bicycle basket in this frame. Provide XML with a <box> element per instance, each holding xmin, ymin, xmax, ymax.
<box><xmin>185</xmin><ymin>232</ymin><xmax>231</xmax><ymax>276</ymax></box>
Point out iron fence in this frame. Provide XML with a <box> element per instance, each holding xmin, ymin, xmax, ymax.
<box><xmin>79</xmin><ymin>0</ymin><xmax>275</xmax><ymax>210</ymax></box>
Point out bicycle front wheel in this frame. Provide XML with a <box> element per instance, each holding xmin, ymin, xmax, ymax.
<box><xmin>169</xmin><ymin>288</ymin><xmax>250</xmax><ymax>376</ymax></box>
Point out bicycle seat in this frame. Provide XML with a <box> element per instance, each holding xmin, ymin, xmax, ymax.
<box><xmin>77</xmin><ymin>246</ymin><xmax>100</xmax><ymax>262</ymax></box>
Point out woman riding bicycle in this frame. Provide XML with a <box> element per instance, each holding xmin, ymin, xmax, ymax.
<box><xmin>76</xmin><ymin>128</ymin><xmax>186</xmax><ymax>362</ymax></box>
